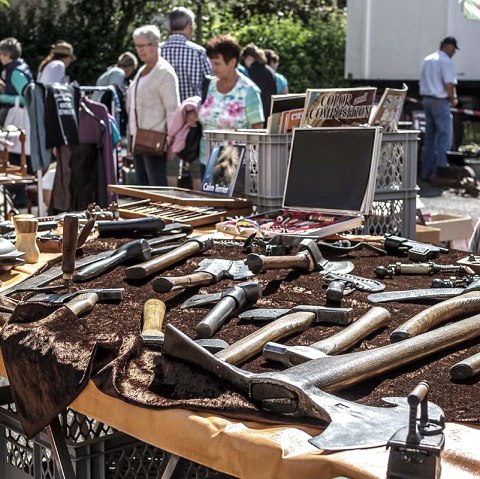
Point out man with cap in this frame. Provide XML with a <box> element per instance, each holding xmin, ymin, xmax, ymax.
<box><xmin>37</xmin><ymin>40</ymin><xmax>76</xmax><ymax>85</ymax></box>
<box><xmin>419</xmin><ymin>36</ymin><xmax>459</xmax><ymax>182</ymax></box>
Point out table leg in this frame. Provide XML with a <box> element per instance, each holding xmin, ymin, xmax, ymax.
<box><xmin>46</xmin><ymin>416</ymin><xmax>77</xmax><ymax>479</ymax></box>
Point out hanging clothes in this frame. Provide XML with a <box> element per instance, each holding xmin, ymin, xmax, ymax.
<box><xmin>78</xmin><ymin>97</ymin><xmax>117</xmax><ymax>205</ymax></box>
<box><xmin>44</xmin><ymin>82</ymin><xmax>80</xmax><ymax>148</ymax></box>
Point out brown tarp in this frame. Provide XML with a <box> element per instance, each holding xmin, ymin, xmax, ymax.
<box><xmin>2</xmin><ymin>238</ymin><xmax>480</xmax><ymax>441</ymax></box>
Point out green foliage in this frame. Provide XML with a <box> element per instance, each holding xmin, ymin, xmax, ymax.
<box><xmin>0</xmin><ymin>0</ymin><xmax>348</xmax><ymax>92</ymax></box>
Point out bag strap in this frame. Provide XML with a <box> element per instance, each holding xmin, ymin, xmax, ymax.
<box><xmin>201</xmin><ymin>75</ymin><xmax>212</xmax><ymax>104</ymax></box>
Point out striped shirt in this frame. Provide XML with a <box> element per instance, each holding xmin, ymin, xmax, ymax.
<box><xmin>160</xmin><ymin>33</ymin><xmax>213</xmax><ymax>102</ymax></box>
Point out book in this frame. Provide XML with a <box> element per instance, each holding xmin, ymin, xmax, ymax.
<box><xmin>267</xmin><ymin>93</ymin><xmax>306</xmax><ymax>134</ymax></box>
<box><xmin>369</xmin><ymin>83</ymin><xmax>408</xmax><ymax>132</ymax></box>
<box><xmin>201</xmin><ymin>144</ymin><xmax>246</xmax><ymax>197</ymax></box>
<box><xmin>279</xmin><ymin>108</ymin><xmax>304</xmax><ymax>134</ymax></box>
<box><xmin>299</xmin><ymin>87</ymin><xmax>377</xmax><ymax>128</ymax></box>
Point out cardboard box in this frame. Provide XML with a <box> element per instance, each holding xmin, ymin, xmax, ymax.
<box><xmin>426</xmin><ymin>214</ymin><xmax>474</xmax><ymax>242</ymax></box>
<box><xmin>415</xmin><ymin>224</ymin><xmax>441</xmax><ymax>244</ymax></box>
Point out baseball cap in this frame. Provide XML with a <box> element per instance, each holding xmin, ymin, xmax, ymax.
<box><xmin>441</xmin><ymin>36</ymin><xmax>460</xmax><ymax>50</ymax></box>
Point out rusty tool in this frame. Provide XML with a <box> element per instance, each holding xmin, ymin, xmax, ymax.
<box><xmin>245</xmin><ymin>239</ymin><xmax>352</xmax><ymax>275</ymax></box>
<box><xmin>152</xmin><ymin>258</ymin><xmax>253</xmax><ymax>293</ymax></box>
<box><xmin>141</xmin><ymin>298</ymin><xmax>227</xmax><ymax>353</ymax></box>
<box><xmin>195</xmin><ymin>282</ymin><xmax>262</xmax><ymax>338</ymax></box>
<box><xmin>263</xmin><ymin>307</ymin><xmax>391</xmax><ymax>367</ymax></box>
<box><xmin>164</xmin><ymin>318</ymin><xmax>480</xmax><ymax>450</ymax></box>
<box><xmin>73</xmin><ymin>239</ymin><xmax>151</xmax><ymax>282</ymax></box>
<box><xmin>238</xmin><ymin>304</ymin><xmax>353</xmax><ymax>325</ymax></box>
<box><xmin>375</xmin><ymin>262</ymin><xmax>474</xmax><ymax>279</ymax></box>
<box><xmin>26</xmin><ymin>288</ymin><xmax>124</xmax><ymax>304</ymax></box>
<box><xmin>389</xmin><ymin>291</ymin><xmax>480</xmax><ymax>342</ymax></box>
<box><xmin>125</xmin><ymin>235</ymin><xmax>214</xmax><ymax>280</ymax></box>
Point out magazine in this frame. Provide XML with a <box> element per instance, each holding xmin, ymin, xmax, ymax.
<box><xmin>201</xmin><ymin>144</ymin><xmax>246</xmax><ymax>197</ymax></box>
<box><xmin>299</xmin><ymin>87</ymin><xmax>377</xmax><ymax>128</ymax></box>
<box><xmin>369</xmin><ymin>84</ymin><xmax>408</xmax><ymax>132</ymax></box>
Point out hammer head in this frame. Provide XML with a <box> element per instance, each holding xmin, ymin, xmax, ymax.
<box><xmin>223</xmin><ymin>281</ymin><xmax>262</xmax><ymax>309</ymax></box>
<box><xmin>118</xmin><ymin>239</ymin><xmax>152</xmax><ymax>262</ymax></box>
<box><xmin>298</xmin><ymin>239</ymin><xmax>325</xmax><ymax>272</ymax></box>
<box><xmin>263</xmin><ymin>342</ymin><xmax>326</xmax><ymax>367</ymax></box>
<box><xmin>187</xmin><ymin>235</ymin><xmax>215</xmax><ymax>253</ymax></box>
<box><xmin>142</xmin><ymin>334</ymin><xmax>228</xmax><ymax>354</ymax></box>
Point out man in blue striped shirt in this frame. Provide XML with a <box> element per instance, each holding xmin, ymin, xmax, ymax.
<box><xmin>160</xmin><ymin>7</ymin><xmax>213</xmax><ymax>102</ymax></box>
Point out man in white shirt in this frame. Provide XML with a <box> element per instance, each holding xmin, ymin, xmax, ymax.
<box><xmin>419</xmin><ymin>36</ymin><xmax>459</xmax><ymax>181</ymax></box>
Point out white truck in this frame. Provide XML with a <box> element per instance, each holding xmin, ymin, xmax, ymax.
<box><xmin>345</xmin><ymin>0</ymin><xmax>480</xmax><ymax>110</ymax></box>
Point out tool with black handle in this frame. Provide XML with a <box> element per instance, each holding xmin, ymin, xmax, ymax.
<box><xmin>73</xmin><ymin>239</ymin><xmax>151</xmax><ymax>282</ymax></box>
<box><xmin>97</xmin><ymin>217</ymin><xmax>165</xmax><ymax>237</ymax></box>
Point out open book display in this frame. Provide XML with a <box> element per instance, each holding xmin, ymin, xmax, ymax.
<box><xmin>299</xmin><ymin>87</ymin><xmax>377</xmax><ymax>128</ymax></box>
<box><xmin>217</xmin><ymin>127</ymin><xmax>382</xmax><ymax>241</ymax></box>
<box><xmin>368</xmin><ymin>84</ymin><xmax>408</xmax><ymax>132</ymax></box>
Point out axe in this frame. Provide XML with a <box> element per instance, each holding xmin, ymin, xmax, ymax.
<box><xmin>163</xmin><ymin>322</ymin><xmax>472</xmax><ymax>451</ymax></box>
<box><xmin>141</xmin><ymin>298</ymin><xmax>227</xmax><ymax>353</ymax></box>
<box><xmin>245</xmin><ymin>239</ymin><xmax>353</xmax><ymax>275</ymax></box>
<box><xmin>125</xmin><ymin>235</ymin><xmax>214</xmax><ymax>280</ymax></box>
<box><xmin>195</xmin><ymin>282</ymin><xmax>262</xmax><ymax>338</ymax></box>
<box><xmin>263</xmin><ymin>307</ymin><xmax>391</xmax><ymax>367</ymax></box>
<box><xmin>151</xmin><ymin>258</ymin><xmax>253</xmax><ymax>293</ymax></box>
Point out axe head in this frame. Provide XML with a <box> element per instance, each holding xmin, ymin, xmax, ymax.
<box><xmin>195</xmin><ymin>258</ymin><xmax>253</xmax><ymax>281</ymax></box>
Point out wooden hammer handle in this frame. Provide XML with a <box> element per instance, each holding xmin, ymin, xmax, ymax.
<box><xmin>152</xmin><ymin>272</ymin><xmax>214</xmax><ymax>293</ymax></box>
<box><xmin>142</xmin><ymin>299</ymin><xmax>167</xmax><ymax>337</ymax></box>
<box><xmin>246</xmin><ymin>252</ymin><xmax>312</xmax><ymax>274</ymax></box>
<box><xmin>126</xmin><ymin>241</ymin><xmax>201</xmax><ymax>279</ymax></box>
<box><xmin>450</xmin><ymin>351</ymin><xmax>480</xmax><ymax>380</ymax></box>
<box><xmin>311</xmin><ymin>307</ymin><xmax>391</xmax><ymax>355</ymax></box>
<box><xmin>66</xmin><ymin>292</ymin><xmax>99</xmax><ymax>316</ymax></box>
<box><xmin>62</xmin><ymin>215</ymin><xmax>79</xmax><ymax>281</ymax></box>
<box><xmin>215</xmin><ymin>311</ymin><xmax>316</xmax><ymax>365</ymax></box>
<box><xmin>390</xmin><ymin>291</ymin><xmax>480</xmax><ymax>342</ymax></box>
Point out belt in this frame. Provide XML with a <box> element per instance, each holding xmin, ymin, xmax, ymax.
<box><xmin>422</xmin><ymin>95</ymin><xmax>449</xmax><ymax>100</ymax></box>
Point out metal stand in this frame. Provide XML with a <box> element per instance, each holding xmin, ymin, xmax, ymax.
<box><xmin>386</xmin><ymin>380</ymin><xmax>445</xmax><ymax>479</ymax></box>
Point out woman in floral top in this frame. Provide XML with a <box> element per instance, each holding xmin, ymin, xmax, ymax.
<box><xmin>188</xmin><ymin>34</ymin><xmax>264</xmax><ymax>176</ymax></box>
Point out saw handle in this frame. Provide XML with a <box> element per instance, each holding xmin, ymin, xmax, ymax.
<box><xmin>246</xmin><ymin>252</ymin><xmax>312</xmax><ymax>274</ymax></box>
<box><xmin>152</xmin><ymin>272</ymin><xmax>214</xmax><ymax>293</ymax></box>
<box><xmin>390</xmin><ymin>291</ymin><xmax>480</xmax><ymax>342</ymax></box>
<box><xmin>125</xmin><ymin>241</ymin><xmax>203</xmax><ymax>280</ymax></box>
<box><xmin>311</xmin><ymin>307</ymin><xmax>391</xmax><ymax>355</ymax></box>
<box><xmin>62</xmin><ymin>215</ymin><xmax>79</xmax><ymax>281</ymax></box>
<box><xmin>66</xmin><ymin>292</ymin><xmax>99</xmax><ymax>316</ymax></box>
<box><xmin>142</xmin><ymin>299</ymin><xmax>167</xmax><ymax>337</ymax></box>
<box><xmin>215</xmin><ymin>311</ymin><xmax>316</xmax><ymax>365</ymax></box>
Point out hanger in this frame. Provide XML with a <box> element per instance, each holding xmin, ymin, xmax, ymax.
<box><xmin>80</xmin><ymin>99</ymin><xmax>106</xmax><ymax>130</ymax></box>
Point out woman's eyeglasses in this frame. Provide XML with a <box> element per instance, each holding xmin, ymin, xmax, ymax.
<box><xmin>135</xmin><ymin>43</ymin><xmax>154</xmax><ymax>49</ymax></box>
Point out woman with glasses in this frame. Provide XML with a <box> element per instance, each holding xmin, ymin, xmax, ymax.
<box><xmin>127</xmin><ymin>25</ymin><xmax>179</xmax><ymax>186</ymax></box>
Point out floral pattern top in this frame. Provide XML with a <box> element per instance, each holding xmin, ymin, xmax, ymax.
<box><xmin>198</xmin><ymin>73</ymin><xmax>264</xmax><ymax>165</ymax></box>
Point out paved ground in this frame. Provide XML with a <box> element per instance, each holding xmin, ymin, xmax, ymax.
<box><xmin>417</xmin><ymin>180</ymin><xmax>480</xmax><ymax>224</ymax></box>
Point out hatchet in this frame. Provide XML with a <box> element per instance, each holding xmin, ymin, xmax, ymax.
<box><xmin>163</xmin><ymin>321</ymin><xmax>473</xmax><ymax>450</ymax></box>
<box><xmin>141</xmin><ymin>298</ymin><xmax>227</xmax><ymax>353</ymax></box>
<box><xmin>263</xmin><ymin>307</ymin><xmax>391</xmax><ymax>367</ymax></box>
<box><xmin>152</xmin><ymin>258</ymin><xmax>253</xmax><ymax>293</ymax></box>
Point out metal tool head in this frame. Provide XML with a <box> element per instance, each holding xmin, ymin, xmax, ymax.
<box><xmin>195</xmin><ymin>259</ymin><xmax>233</xmax><ymax>282</ymax></box>
<box><xmin>144</xmin><ymin>330</ymin><xmax>228</xmax><ymax>354</ymax></box>
<box><xmin>223</xmin><ymin>281</ymin><xmax>262</xmax><ymax>308</ymax></box>
<box><xmin>320</xmin><ymin>260</ymin><xmax>355</xmax><ymax>275</ymax></box>
<box><xmin>118</xmin><ymin>238</ymin><xmax>152</xmax><ymax>262</ymax></box>
<box><xmin>27</xmin><ymin>288</ymin><xmax>124</xmax><ymax>304</ymax></box>
<box><xmin>180</xmin><ymin>292</ymin><xmax>223</xmax><ymax>309</ymax></box>
<box><xmin>298</xmin><ymin>239</ymin><xmax>324</xmax><ymax>271</ymax></box>
<box><xmin>263</xmin><ymin>342</ymin><xmax>326</xmax><ymax>367</ymax></box>
<box><xmin>239</xmin><ymin>305</ymin><xmax>352</xmax><ymax>325</ymax></box>
<box><xmin>227</xmin><ymin>260</ymin><xmax>254</xmax><ymax>280</ymax></box>
<box><xmin>187</xmin><ymin>235</ymin><xmax>214</xmax><ymax>252</ymax></box>
<box><xmin>163</xmin><ymin>324</ymin><xmax>444</xmax><ymax>451</ymax></box>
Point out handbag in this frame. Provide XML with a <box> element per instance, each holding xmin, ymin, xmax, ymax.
<box><xmin>133</xmin><ymin>75</ymin><xmax>166</xmax><ymax>157</ymax></box>
<box><xmin>134</xmin><ymin>128</ymin><xmax>166</xmax><ymax>156</ymax></box>
<box><xmin>4</xmin><ymin>97</ymin><xmax>31</xmax><ymax>156</ymax></box>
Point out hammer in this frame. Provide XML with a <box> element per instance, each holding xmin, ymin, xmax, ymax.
<box><xmin>73</xmin><ymin>239</ymin><xmax>152</xmax><ymax>282</ymax></box>
<box><xmin>141</xmin><ymin>299</ymin><xmax>227</xmax><ymax>353</ymax></box>
<box><xmin>263</xmin><ymin>307</ymin><xmax>391</xmax><ymax>367</ymax></box>
<box><xmin>195</xmin><ymin>282</ymin><xmax>262</xmax><ymax>338</ymax></box>
<box><xmin>245</xmin><ymin>239</ymin><xmax>326</xmax><ymax>274</ymax></box>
